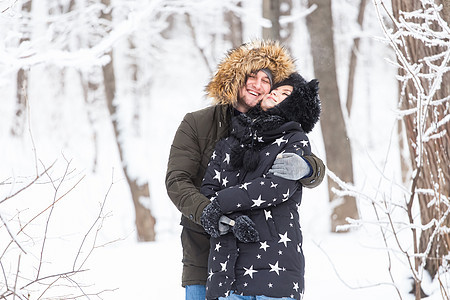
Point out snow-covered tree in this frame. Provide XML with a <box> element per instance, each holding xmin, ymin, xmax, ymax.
<box><xmin>331</xmin><ymin>0</ymin><xmax>449</xmax><ymax>298</ymax></box>
<box><xmin>388</xmin><ymin>0</ymin><xmax>450</xmax><ymax>294</ymax></box>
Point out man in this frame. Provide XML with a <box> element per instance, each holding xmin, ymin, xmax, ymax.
<box><xmin>166</xmin><ymin>40</ymin><xmax>325</xmax><ymax>300</ymax></box>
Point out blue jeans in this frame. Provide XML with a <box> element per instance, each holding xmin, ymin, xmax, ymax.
<box><xmin>186</xmin><ymin>285</ymin><xmax>206</xmax><ymax>300</ymax></box>
<box><xmin>219</xmin><ymin>291</ymin><xmax>292</xmax><ymax>300</ymax></box>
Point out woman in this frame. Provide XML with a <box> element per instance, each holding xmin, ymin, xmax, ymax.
<box><xmin>200</xmin><ymin>72</ymin><xmax>321</xmax><ymax>300</ymax></box>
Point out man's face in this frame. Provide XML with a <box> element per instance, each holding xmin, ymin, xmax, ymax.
<box><xmin>236</xmin><ymin>70</ymin><xmax>272</xmax><ymax>113</ymax></box>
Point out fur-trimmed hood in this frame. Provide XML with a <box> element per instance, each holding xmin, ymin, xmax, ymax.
<box><xmin>206</xmin><ymin>40</ymin><xmax>296</xmax><ymax>107</ymax></box>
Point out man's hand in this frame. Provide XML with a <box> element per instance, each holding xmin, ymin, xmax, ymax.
<box><xmin>269</xmin><ymin>153</ymin><xmax>311</xmax><ymax>180</ymax></box>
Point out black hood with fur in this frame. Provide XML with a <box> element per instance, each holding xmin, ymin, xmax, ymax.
<box><xmin>267</xmin><ymin>72</ymin><xmax>321</xmax><ymax>133</ymax></box>
<box><xmin>230</xmin><ymin>72</ymin><xmax>321</xmax><ymax>172</ymax></box>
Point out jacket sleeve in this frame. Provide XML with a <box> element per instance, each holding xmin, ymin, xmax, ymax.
<box><xmin>299</xmin><ymin>153</ymin><xmax>325</xmax><ymax>188</ymax></box>
<box><xmin>200</xmin><ymin>143</ymin><xmax>224</xmax><ymax>199</ymax></box>
<box><xmin>215</xmin><ymin>132</ymin><xmax>310</xmax><ymax>214</ymax></box>
<box><xmin>216</xmin><ymin>174</ymin><xmax>300</xmax><ymax>213</ymax></box>
<box><xmin>165</xmin><ymin>112</ymin><xmax>210</xmax><ymax>225</ymax></box>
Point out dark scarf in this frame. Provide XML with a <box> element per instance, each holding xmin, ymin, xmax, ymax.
<box><xmin>230</xmin><ymin>105</ymin><xmax>301</xmax><ymax>172</ymax></box>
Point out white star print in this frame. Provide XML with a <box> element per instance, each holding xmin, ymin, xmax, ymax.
<box><xmin>278</xmin><ymin>232</ymin><xmax>291</xmax><ymax>247</ymax></box>
<box><xmin>256</xmin><ymin>254</ymin><xmax>261</xmax><ymax>259</ymax></box>
<box><xmin>222</xmin><ymin>176</ymin><xmax>229</xmax><ymax>187</ymax></box>
<box><xmin>240</xmin><ymin>182</ymin><xmax>251</xmax><ymax>190</ymax></box>
<box><xmin>265</xmin><ymin>152</ymin><xmax>270</xmax><ymax>156</ymax></box>
<box><xmin>237</xmin><ymin>203</ymin><xmax>242</xmax><ymax>208</ymax></box>
<box><xmin>282</xmin><ymin>189</ymin><xmax>290</xmax><ymax>201</ymax></box>
<box><xmin>293</xmin><ymin>282</ymin><xmax>299</xmax><ymax>292</ymax></box>
<box><xmin>259</xmin><ymin>241</ymin><xmax>270</xmax><ymax>251</ymax></box>
<box><xmin>273</xmin><ymin>136</ymin><xmax>288</xmax><ymax>146</ymax></box>
<box><xmin>251</xmin><ymin>195</ymin><xmax>266</xmax><ymax>207</ymax></box>
<box><xmin>300</xmin><ymin>140</ymin><xmax>309</xmax><ymax>147</ymax></box>
<box><xmin>211</xmin><ymin>151</ymin><xmax>217</xmax><ymax>159</ymax></box>
<box><xmin>258</xmin><ymin>136</ymin><xmax>264</xmax><ymax>142</ymax></box>
<box><xmin>270</xmin><ymin>182</ymin><xmax>278</xmax><ymax>188</ymax></box>
<box><xmin>244</xmin><ymin>282</ymin><xmax>248</xmax><ymax>287</ymax></box>
<box><xmin>269</xmin><ymin>261</ymin><xmax>282</xmax><ymax>275</ymax></box>
<box><xmin>278</xmin><ymin>250</ymin><xmax>283</xmax><ymax>255</ymax></box>
<box><xmin>268</xmin><ymin>283</ymin><xmax>273</xmax><ymax>288</ymax></box>
<box><xmin>220</xmin><ymin>261</ymin><xmax>228</xmax><ymax>272</ymax></box>
<box><xmin>243</xmin><ymin>265</ymin><xmax>258</xmax><ymax>279</ymax></box>
<box><xmin>264</xmin><ymin>209</ymin><xmax>272</xmax><ymax>220</ymax></box>
<box><xmin>213</xmin><ymin>170</ymin><xmax>221</xmax><ymax>182</ymax></box>
<box><xmin>215</xmin><ymin>242</ymin><xmax>222</xmax><ymax>252</ymax></box>
<box><xmin>260</xmin><ymin>181</ymin><xmax>265</xmax><ymax>185</ymax></box>
<box><xmin>208</xmin><ymin>269</ymin><xmax>214</xmax><ymax>281</ymax></box>
<box><xmin>224</xmin><ymin>153</ymin><xmax>230</xmax><ymax>164</ymax></box>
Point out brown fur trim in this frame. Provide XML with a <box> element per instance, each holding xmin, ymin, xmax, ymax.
<box><xmin>206</xmin><ymin>40</ymin><xmax>296</xmax><ymax>107</ymax></box>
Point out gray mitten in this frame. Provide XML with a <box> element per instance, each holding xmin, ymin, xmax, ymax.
<box><xmin>200</xmin><ymin>201</ymin><xmax>222</xmax><ymax>238</ymax></box>
<box><xmin>269</xmin><ymin>153</ymin><xmax>311</xmax><ymax>180</ymax></box>
<box><xmin>232</xmin><ymin>215</ymin><xmax>260</xmax><ymax>243</ymax></box>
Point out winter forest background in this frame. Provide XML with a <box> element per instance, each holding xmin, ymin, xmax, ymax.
<box><xmin>0</xmin><ymin>0</ymin><xmax>449</xmax><ymax>299</ymax></box>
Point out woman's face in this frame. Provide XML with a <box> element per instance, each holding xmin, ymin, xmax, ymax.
<box><xmin>260</xmin><ymin>85</ymin><xmax>293</xmax><ymax>111</ymax></box>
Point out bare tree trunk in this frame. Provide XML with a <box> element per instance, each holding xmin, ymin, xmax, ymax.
<box><xmin>12</xmin><ymin>0</ymin><xmax>32</xmax><ymax>136</ymax></box>
<box><xmin>80</xmin><ymin>76</ymin><xmax>100</xmax><ymax>173</ymax></box>
<box><xmin>391</xmin><ymin>0</ymin><xmax>450</xmax><ymax>279</ymax></box>
<box><xmin>280</xmin><ymin>0</ymin><xmax>293</xmax><ymax>51</ymax></box>
<box><xmin>185</xmin><ymin>13</ymin><xmax>214</xmax><ymax>75</ymax></box>
<box><xmin>306</xmin><ymin>0</ymin><xmax>358</xmax><ymax>232</ymax></box>
<box><xmin>263</xmin><ymin>0</ymin><xmax>281</xmax><ymax>41</ymax></box>
<box><xmin>128</xmin><ymin>38</ymin><xmax>141</xmax><ymax>134</ymax></box>
<box><xmin>262</xmin><ymin>0</ymin><xmax>294</xmax><ymax>53</ymax></box>
<box><xmin>224</xmin><ymin>2</ymin><xmax>243</xmax><ymax>48</ymax></box>
<box><xmin>346</xmin><ymin>0</ymin><xmax>367</xmax><ymax>116</ymax></box>
<box><xmin>100</xmin><ymin>0</ymin><xmax>156</xmax><ymax>242</ymax></box>
<box><xmin>102</xmin><ymin>51</ymin><xmax>156</xmax><ymax>242</ymax></box>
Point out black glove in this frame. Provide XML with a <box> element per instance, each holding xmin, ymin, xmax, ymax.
<box><xmin>200</xmin><ymin>201</ymin><xmax>222</xmax><ymax>238</ymax></box>
<box><xmin>232</xmin><ymin>215</ymin><xmax>260</xmax><ymax>243</ymax></box>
